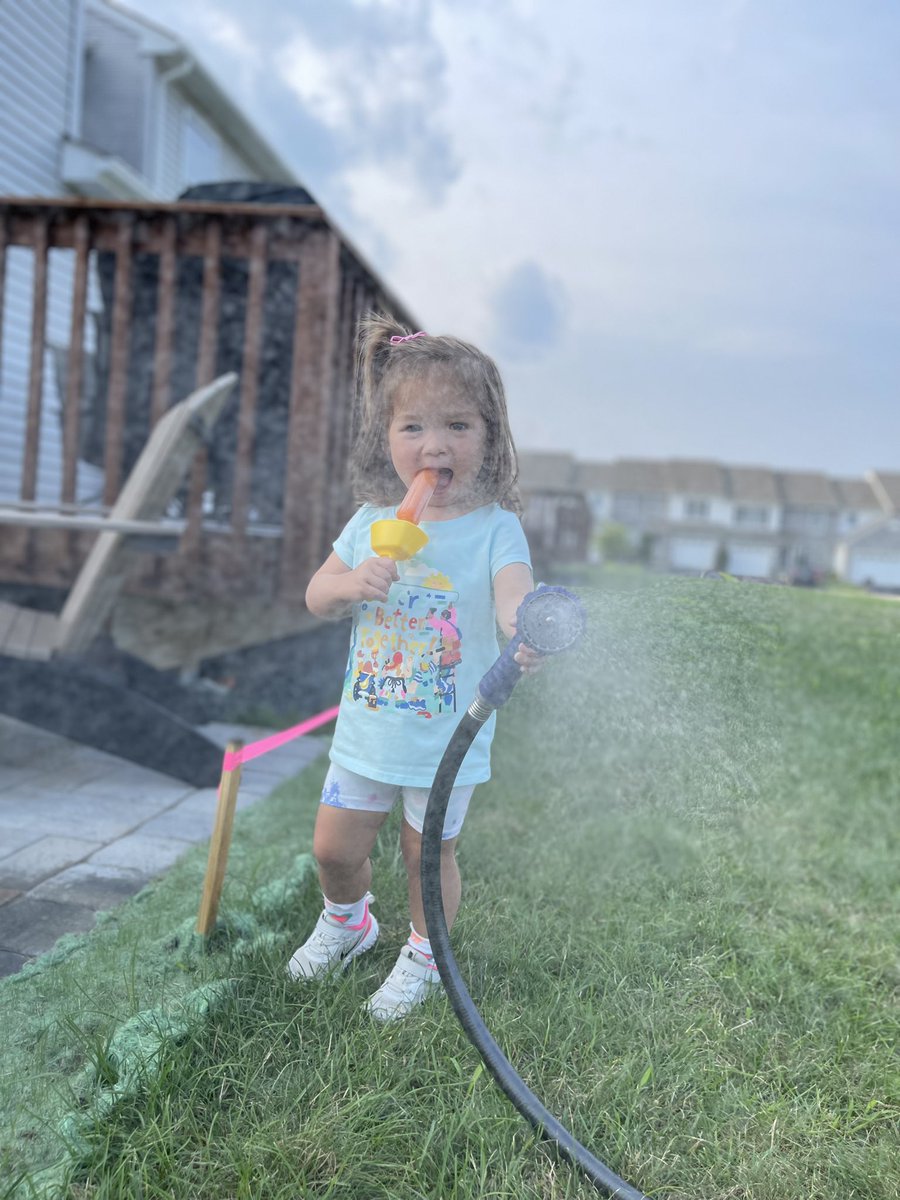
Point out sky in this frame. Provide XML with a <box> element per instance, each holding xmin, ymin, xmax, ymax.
<box><xmin>119</xmin><ymin>0</ymin><xmax>899</xmax><ymax>479</ymax></box>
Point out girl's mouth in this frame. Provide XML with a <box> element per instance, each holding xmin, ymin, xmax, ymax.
<box><xmin>433</xmin><ymin>468</ymin><xmax>453</xmax><ymax>492</ymax></box>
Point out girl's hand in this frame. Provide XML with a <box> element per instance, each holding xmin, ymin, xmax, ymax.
<box><xmin>347</xmin><ymin>556</ymin><xmax>399</xmax><ymax>603</ymax></box>
<box><xmin>494</xmin><ymin>563</ymin><xmax>545</xmax><ymax>675</ymax></box>
<box><xmin>513</xmin><ymin>638</ymin><xmax>545</xmax><ymax>676</ymax></box>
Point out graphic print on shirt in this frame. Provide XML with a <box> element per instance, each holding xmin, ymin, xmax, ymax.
<box><xmin>344</xmin><ymin>561</ymin><xmax>461</xmax><ymax>717</ymax></box>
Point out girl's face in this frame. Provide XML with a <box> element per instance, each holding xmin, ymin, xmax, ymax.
<box><xmin>387</xmin><ymin>370</ymin><xmax>488</xmax><ymax>520</ymax></box>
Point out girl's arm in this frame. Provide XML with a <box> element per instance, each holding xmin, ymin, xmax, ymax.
<box><xmin>493</xmin><ymin>562</ymin><xmax>544</xmax><ymax>674</ymax></box>
<box><xmin>306</xmin><ymin>551</ymin><xmax>398</xmax><ymax>619</ymax></box>
<box><xmin>493</xmin><ymin>562</ymin><xmax>534</xmax><ymax>637</ymax></box>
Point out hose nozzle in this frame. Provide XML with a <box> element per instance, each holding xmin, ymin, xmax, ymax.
<box><xmin>475</xmin><ymin>585</ymin><xmax>586</xmax><ymax>712</ymax></box>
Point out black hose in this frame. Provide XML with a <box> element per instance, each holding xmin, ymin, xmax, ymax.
<box><xmin>421</xmin><ymin>702</ymin><xmax>650</xmax><ymax>1200</ymax></box>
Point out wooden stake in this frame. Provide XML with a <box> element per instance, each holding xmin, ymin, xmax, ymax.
<box><xmin>196</xmin><ymin>741</ymin><xmax>243</xmax><ymax>937</ymax></box>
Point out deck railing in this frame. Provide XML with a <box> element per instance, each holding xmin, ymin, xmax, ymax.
<box><xmin>0</xmin><ymin>196</ymin><xmax>412</xmax><ymax>608</ymax></box>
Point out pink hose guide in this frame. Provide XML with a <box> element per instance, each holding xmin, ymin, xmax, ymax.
<box><xmin>222</xmin><ymin>705</ymin><xmax>339</xmax><ymax>772</ymax></box>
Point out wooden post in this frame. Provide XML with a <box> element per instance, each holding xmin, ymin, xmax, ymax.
<box><xmin>279</xmin><ymin>226</ymin><xmax>341</xmax><ymax>601</ymax></box>
<box><xmin>103</xmin><ymin>217</ymin><xmax>135</xmax><ymax>506</ymax></box>
<box><xmin>150</xmin><ymin>216</ymin><xmax>177</xmax><ymax>428</ymax></box>
<box><xmin>61</xmin><ymin>214</ymin><xmax>90</xmax><ymax>505</ymax></box>
<box><xmin>196</xmin><ymin>740</ymin><xmax>243</xmax><ymax>937</ymax></box>
<box><xmin>181</xmin><ymin>220</ymin><xmax>223</xmax><ymax>559</ymax></box>
<box><xmin>22</xmin><ymin>216</ymin><xmax>49</xmax><ymax>503</ymax></box>
<box><xmin>231</xmin><ymin>222</ymin><xmax>269</xmax><ymax>539</ymax></box>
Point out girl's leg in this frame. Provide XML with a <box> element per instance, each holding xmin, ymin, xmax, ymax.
<box><xmin>400</xmin><ymin>817</ymin><xmax>460</xmax><ymax>937</ymax></box>
<box><xmin>313</xmin><ymin>804</ymin><xmax>389</xmax><ymax>903</ymax></box>
<box><xmin>365</xmin><ymin>815</ymin><xmax>465</xmax><ymax>1019</ymax></box>
<box><xmin>288</xmin><ymin>804</ymin><xmax>389</xmax><ymax>980</ymax></box>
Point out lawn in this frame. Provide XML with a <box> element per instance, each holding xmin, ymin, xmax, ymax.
<box><xmin>1</xmin><ymin>577</ymin><xmax>898</xmax><ymax>1199</ymax></box>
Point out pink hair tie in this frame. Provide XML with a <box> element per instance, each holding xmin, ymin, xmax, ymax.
<box><xmin>390</xmin><ymin>331</ymin><xmax>428</xmax><ymax>344</ymax></box>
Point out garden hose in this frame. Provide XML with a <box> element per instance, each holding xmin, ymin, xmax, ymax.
<box><xmin>420</xmin><ymin>586</ymin><xmax>649</xmax><ymax>1200</ymax></box>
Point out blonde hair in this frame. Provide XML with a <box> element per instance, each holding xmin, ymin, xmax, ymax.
<box><xmin>350</xmin><ymin>312</ymin><xmax>521</xmax><ymax>514</ymax></box>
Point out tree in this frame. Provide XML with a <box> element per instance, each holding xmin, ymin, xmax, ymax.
<box><xmin>595</xmin><ymin>522</ymin><xmax>632</xmax><ymax>562</ymax></box>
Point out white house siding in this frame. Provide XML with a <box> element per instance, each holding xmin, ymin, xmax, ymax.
<box><xmin>0</xmin><ymin>246</ymin><xmax>103</xmax><ymax>504</ymax></box>
<box><xmin>82</xmin><ymin>9</ymin><xmax>149</xmax><ymax>177</ymax></box>
<box><xmin>160</xmin><ymin>88</ymin><xmax>219</xmax><ymax>197</ymax></box>
<box><xmin>665</xmin><ymin>495</ymin><xmax>734</xmax><ymax>526</ymax></box>
<box><xmin>837</xmin><ymin>508</ymin><xmax>883</xmax><ymax>537</ymax></box>
<box><xmin>157</xmin><ymin>84</ymin><xmax>184</xmax><ymax>197</ymax></box>
<box><xmin>0</xmin><ymin>0</ymin><xmax>97</xmax><ymax>504</ymax></box>
<box><xmin>783</xmin><ymin>508</ymin><xmax>835</xmax><ymax>537</ymax></box>
<box><xmin>730</xmin><ymin>504</ymin><xmax>780</xmax><ymax>534</ymax></box>
<box><xmin>585</xmin><ymin>491</ymin><xmax>608</xmax><ymax>523</ymax></box>
<box><xmin>161</xmin><ymin>86</ymin><xmax>263</xmax><ymax>198</ymax></box>
<box><xmin>612</xmin><ymin>494</ymin><xmax>667</xmax><ymax>526</ymax></box>
<box><xmin>221</xmin><ymin>136</ymin><xmax>259</xmax><ymax>182</ymax></box>
<box><xmin>710</xmin><ymin>497</ymin><xmax>731</xmax><ymax>524</ymax></box>
<box><xmin>0</xmin><ymin>1</ymin><xmax>80</xmax><ymax>195</ymax></box>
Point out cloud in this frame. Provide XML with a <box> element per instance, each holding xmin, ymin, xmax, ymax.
<box><xmin>274</xmin><ymin>2</ymin><xmax>460</xmax><ymax>204</ymax></box>
<box><xmin>489</xmin><ymin>261</ymin><xmax>567</xmax><ymax>362</ymax></box>
<box><xmin>198</xmin><ymin>4</ymin><xmax>262</xmax><ymax>68</ymax></box>
<box><xmin>111</xmin><ymin>0</ymin><xmax>900</xmax><ymax>476</ymax></box>
<box><xmin>130</xmin><ymin>0</ymin><xmax>460</xmax><ymax>205</ymax></box>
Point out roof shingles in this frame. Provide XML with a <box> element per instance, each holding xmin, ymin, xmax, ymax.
<box><xmin>517</xmin><ymin>452</ymin><xmax>896</xmax><ymax>514</ymax></box>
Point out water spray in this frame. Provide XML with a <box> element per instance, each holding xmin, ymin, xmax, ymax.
<box><xmin>420</xmin><ymin>585</ymin><xmax>650</xmax><ymax>1200</ymax></box>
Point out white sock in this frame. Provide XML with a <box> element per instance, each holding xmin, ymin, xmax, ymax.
<box><xmin>407</xmin><ymin>924</ymin><xmax>434</xmax><ymax>959</ymax></box>
<box><xmin>323</xmin><ymin>893</ymin><xmax>368</xmax><ymax>927</ymax></box>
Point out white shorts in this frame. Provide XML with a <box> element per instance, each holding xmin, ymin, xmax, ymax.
<box><xmin>320</xmin><ymin>762</ymin><xmax>475</xmax><ymax>840</ymax></box>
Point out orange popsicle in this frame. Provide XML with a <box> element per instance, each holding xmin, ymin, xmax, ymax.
<box><xmin>396</xmin><ymin>468</ymin><xmax>439</xmax><ymax>524</ymax></box>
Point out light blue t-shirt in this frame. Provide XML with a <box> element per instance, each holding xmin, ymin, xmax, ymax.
<box><xmin>328</xmin><ymin>502</ymin><xmax>532</xmax><ymax>787</ymax></box>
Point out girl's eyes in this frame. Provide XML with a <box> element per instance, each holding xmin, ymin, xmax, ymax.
<box><xmin>398</xmin><ymin>422</ymin><xmax>469</xmax><ymax>432</ymax></box>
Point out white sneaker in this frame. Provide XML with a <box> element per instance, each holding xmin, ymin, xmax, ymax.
<box><xmin>287</xmin><ymin>894</ymin><xmax>379</xmax><ymax>980</ymax></box>
<box><xmin>365</xmin><ymin>946</ymin><xmax>442</xmax><ymax>1022</ymax></box>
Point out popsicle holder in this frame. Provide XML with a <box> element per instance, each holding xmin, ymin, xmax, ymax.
<box><xmin>370</xmin><ymin>468</ymin><xmax>438</xmax><ymax>561</ymax></box>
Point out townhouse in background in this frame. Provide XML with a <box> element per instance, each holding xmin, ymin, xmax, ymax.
<box><xmin>519</xmin><ymin>453</ymin><xmax>900</xmax><ymax>591</ymax></box>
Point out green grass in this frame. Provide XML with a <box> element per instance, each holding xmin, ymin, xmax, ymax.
<box><xmin>2</xmin><ymin>578</ymin><xmax>899</xmax><ymax>1198</ymax></box>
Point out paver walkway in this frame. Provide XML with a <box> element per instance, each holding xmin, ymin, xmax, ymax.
<box><xmin>0</xmin><ymin>714</ymin><xmax>327</xmax><ymax>977</ymax></box>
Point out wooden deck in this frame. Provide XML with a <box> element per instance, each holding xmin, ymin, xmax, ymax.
<box><xmin>0</xmin><ymin>374</ymin><xmax>237</xmax><ymax>664</ymax></box>
<box><xmin>0</xmin><ymin>601</ymin><xmax>56</xmax><ymax>661</ymax></box>
<box><xmin>0</xmin><ymin>196</ymin><xmax>415</xmax><ymax>667</ymax></box>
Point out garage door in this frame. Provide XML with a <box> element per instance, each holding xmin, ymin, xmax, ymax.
<box><xmin>849</xmin><ymin>555</ymin><xmax>900</xmax><ymax>588</ymax></box>
<box><xmin>727</xmin><ymin>544</ymin><xmax>774</xmax><ymax>577</ymax></box>
<box><xmin>669</xmin><ymin>538</ymin><xmax>718</xmax><ymax>571</ymax></box>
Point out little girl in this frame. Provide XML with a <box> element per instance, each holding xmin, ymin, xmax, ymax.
<box><xmin>288</xmin><ymin>313</ymin><xmax>540</xmax><ymax>1021</ymax></box>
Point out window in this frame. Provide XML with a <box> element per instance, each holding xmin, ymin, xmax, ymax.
<box><xmin>614</xmin><ymin>494</ymin><xmax>665</xmax><ymax>521</ymax></box>
<box><xmin>734</xmin><ymin>505</ymin><xmax>769</xmax><ymax>528</ymax></box>
<box><xmin>684</xmin><ymin>498</ymin><xmax>709</xmax><ymax>520</ymax></box>
<box><xmin>523</xmin><ymin>495</ymin><xmax>556</xmax><ymax>538</ymax></box>
<box><xmin>785</xmin><ymin>508</ymin><xmax>831</xmax><ymax>534</ymax></box>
